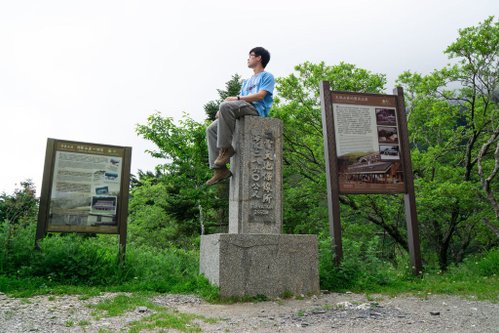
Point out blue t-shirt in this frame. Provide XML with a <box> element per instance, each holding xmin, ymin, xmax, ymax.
<box><xmin>240</xmin><ymin>71</ymin><xmax>275</xmax><ymax>117</ymax></box>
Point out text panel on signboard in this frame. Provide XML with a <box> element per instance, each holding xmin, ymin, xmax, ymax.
<box><xmin>331</xmin><ymin>92</ymin><xmax>405</xmax><ymax>193</ymax></box>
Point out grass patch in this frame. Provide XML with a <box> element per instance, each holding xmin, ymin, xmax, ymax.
<box><xmin>89</xmin><ymin>293</ymin><xmax>162</xmax><ymax>318</ymax></box>
<box><xmin>322</xmin><ymin>303</ymin><xmax>335</xmax><ymax>311</ymax></box>
<box><xmin>319</xmin><ymin>238</ymin><xmax>499</xmax><ymax>302</ymax></box>
<box><xmin>373</xmin><ymin>271</ymin><xmax>499</xmax><ymax>301</ymax></box>
<box><xmin>97</xmin><ymin>329</ymin><xmax>113</xmax><ymax>333</ymax></box>
<box><xmin>0</xmin><ymin>275</ymin><xmax>103</xmax><ymax>298</ymax></box>
<box><xmin>128</xmin><ymin>310</ymin><xmax>216</xmax><ymax>333</ymax></box>
<box><xmin>89</xmin><ymin>293</ymin><xmax>218</xmax><ymax>333</ymax></box>
<box><xmin>78</xmin><ymin>320</ymin><xmax>90</xmax><ymax>326</ymax></box>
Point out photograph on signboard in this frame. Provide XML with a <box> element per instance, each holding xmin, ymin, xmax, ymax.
<box><xmin>375</xmin><ymin>108</ymin><xmax>397</xmax><ymax>126</ymax></box>
<box><xmin>377</xmin><ymin>126</ymin><xmax>399</xmax><ymax>143</ymax></box>
<box><xmin>90</xmin><ymin>195</ymin><xmax>117</xmax><ymax>219</ymax></box>
<box><xmin>379</xmin><ymin>144</ymin><xmax>400</xmax><ymax>160</ymax></box>
<box><xmin>48</xmin><ymin>150</ymin><xmax>122</xmax><ymax>227</ymax></box>
<box><xmin>332</xmin><ymin>102</ymin><xmax>404</xmax><ymax>193</ymax></box>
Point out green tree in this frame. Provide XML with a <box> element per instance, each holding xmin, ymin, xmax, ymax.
<box><xmin>397</xmin><ymin>16</ymin><xmax>498</xmax><ymax>270</ymax></box>
<box><xmin>204</xmin><ymin>74</ymin><xmax>242</xmax><ymax>120</ymax></box>
<box><xmin>0</xmin><ymin>180</ymin><xmax>38</xmax><ymax>225</ymax></box>
<box><xmin>133</xmin><ymin>114</ymin><xmax>224</xmax><ymax>247</ymax></box>
<box><xmin>131</xmin><ymin>75</ymin><xmax>244</xmax><ymax>247</ymax></box>
<box><xmin>274</xmin><ymin>61</ymin><xmax>386</xmax><ymax>185</ymax></box>
<box><xmin>0</xmin><ymin>180</ymin><xmax>38</xmax><ymax>273</ymax></box>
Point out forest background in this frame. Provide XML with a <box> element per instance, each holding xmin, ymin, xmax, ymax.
<box><xmin>0</xmin><ymin>17</ymin><xmax>497</xmax><ymax>301</ymax></box>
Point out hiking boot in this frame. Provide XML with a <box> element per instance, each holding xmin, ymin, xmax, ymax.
<box><xmin>214</xmin><ymin>145</ymin><xmax>235</xmax><ymax>166</ymax></box>
<box><xmin>205</xmin><ymin>167</ymin><xmax>232</xmax><ymax>186</ymax></box>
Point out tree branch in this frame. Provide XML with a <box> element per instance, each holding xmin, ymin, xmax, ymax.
<box><xmin>477</xmin><ymin>127</ymin><xmax>499</xmax><ymax>219</ymax></box>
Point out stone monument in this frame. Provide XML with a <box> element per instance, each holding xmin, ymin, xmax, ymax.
<box><xmin>228</xmin><ymin>116</ymin><xmax>282</xmax><ymax>234</ymax></box>
<box><xmin>200</xmin><ymin>116</ymin><xmax>319</xmax><ymax>298</ymax></box>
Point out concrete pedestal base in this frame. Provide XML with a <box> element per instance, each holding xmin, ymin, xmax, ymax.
<box><xmin>200</xmin><ymin>233</ymin><xmax>320</xmax><ymax>298</ymax></box>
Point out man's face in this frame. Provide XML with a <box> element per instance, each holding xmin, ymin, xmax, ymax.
<box><xmin>247</xmin><ymin>52</ymin><xmax>261</xmax><ymax>69</ymax></box>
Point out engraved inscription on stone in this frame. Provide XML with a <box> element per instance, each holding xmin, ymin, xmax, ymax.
<box><xmin>249</xmin><ymin>128</ymin><xmax>275</xmax><ymax>223</ymax></box>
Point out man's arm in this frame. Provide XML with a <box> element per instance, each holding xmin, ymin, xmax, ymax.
<box><xmin>225</xmin><ymin>90</ymin><xmax>268</xmax><ymax>102</ymax></box>
<box><xmin>215</xmin><ymin>91</ymin><xmax>268</xmax><ymax>118</ymax></box>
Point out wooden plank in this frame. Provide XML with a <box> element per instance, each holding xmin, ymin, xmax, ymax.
<box><xmin>394</xmin><ymin>87</ymin><xmax>423</xmax><ymax>275</ymax></box>
<box><xmin>320</xmin><ymin>81</ymin><xmax>343</xmax><ymax>266</ymax></box>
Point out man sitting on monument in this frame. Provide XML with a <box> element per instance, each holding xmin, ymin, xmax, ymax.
<box><xmin>205</xmin><ymin>47</ymin><xmax>275</xmax><ymax>186</ymax></box>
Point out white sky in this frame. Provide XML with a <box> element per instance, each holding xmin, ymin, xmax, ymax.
<box><xmin>0</xmin><ymin>0</ymin><xmax>497</xmax><ymax>195</ymax></box>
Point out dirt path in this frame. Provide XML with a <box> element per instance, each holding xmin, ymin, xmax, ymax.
<box><xmin>1</xmin><ymin>292</ymin><xmax>498</xmax><ymax>332</ymax></box>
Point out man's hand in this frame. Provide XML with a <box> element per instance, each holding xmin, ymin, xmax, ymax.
<box><xmin>225</xmin><ymin>96</ymin><xmax>238</xmax><ymax>101</ymax></box>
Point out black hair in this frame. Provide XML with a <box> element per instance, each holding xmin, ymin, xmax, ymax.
<box><xmin>250</xmin><ymin>47</ymin><xmax>271</xmax><ymax>68</ymax></box>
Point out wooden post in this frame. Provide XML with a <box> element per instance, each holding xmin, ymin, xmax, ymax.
<box><xmin>118</xmin><ymin>146</ymin><xmax>132</xmax><ymax>266</ymax></box>
<box><xmin>320</xmin><ymin>81</ymin><xmax>343</xmax><ymax>266</ymax></box>
<box><xmin>394</xmin><ymin>87</ymin><xmax>423</xmax><ymax>275</ymax></box>
<box><xmin>35</xmin><ymin>139</ymin><xmax>56</xmax><ymax>250</ymax></box>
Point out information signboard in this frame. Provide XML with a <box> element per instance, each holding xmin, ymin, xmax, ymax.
<box><xmin>320</xmin><ymin>83</ymin><xmax>422</xmax><ymax>274</ymax></box>
<box><xmin>36</xmin><ymin>139</ymin><xmax>131</xmax><ymax>251</ymax></box>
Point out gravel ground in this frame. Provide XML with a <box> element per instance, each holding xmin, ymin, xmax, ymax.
<box><xmin>0</xmin><ymin>291</ymin><xmax>498</xmax><ymax>333</ymax></box>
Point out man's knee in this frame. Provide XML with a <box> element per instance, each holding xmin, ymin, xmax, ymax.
<box><xmin>206</xmin><ymin>120</ymin><xmax>218</xmax><ymax>135</ymax></box>
<box><xmin>218</xmin><ymin>101</ymin><xmax>232</xmax><ymax>115</ymax></box>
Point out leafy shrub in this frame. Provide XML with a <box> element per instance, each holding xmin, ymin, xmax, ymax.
<box><xmin>0</xmin><ymin>222</ymin><xmax>36</xmax><ymax>274</ymax></box>
<box><xmin>26</xmin><ymin>234</ymin><xmax>124</xmax><ymax>284</ymax></box>
<box><xmin>476</xmin><ymin>248</ymin><xmax>499</xmax><ymax>276</ymax></box>
<box><xmin>0</xmin><ymin>222</ymin><xmax>217</xmax><ymax>298</ymax></box>
<box><xmin>319</xmin><ymin>236</ymin><xmax>398</xmax><ymax>292</ymax></box>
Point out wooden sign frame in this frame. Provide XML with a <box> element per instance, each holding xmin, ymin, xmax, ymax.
<box><xmin>320</xmin><ymin>82</ymin><xmax>422</xmax><ymax>274</ymax></box>
<box><xmin>35</xmin><ymin>138</ymin><xmax>132</xmax><ymax>261</ymax></box>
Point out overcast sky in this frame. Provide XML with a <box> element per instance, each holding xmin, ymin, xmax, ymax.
<box><xmin>0</xmin><ymin>0</ymin><xmax>496</xmax><ymax>195</ymax></box>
